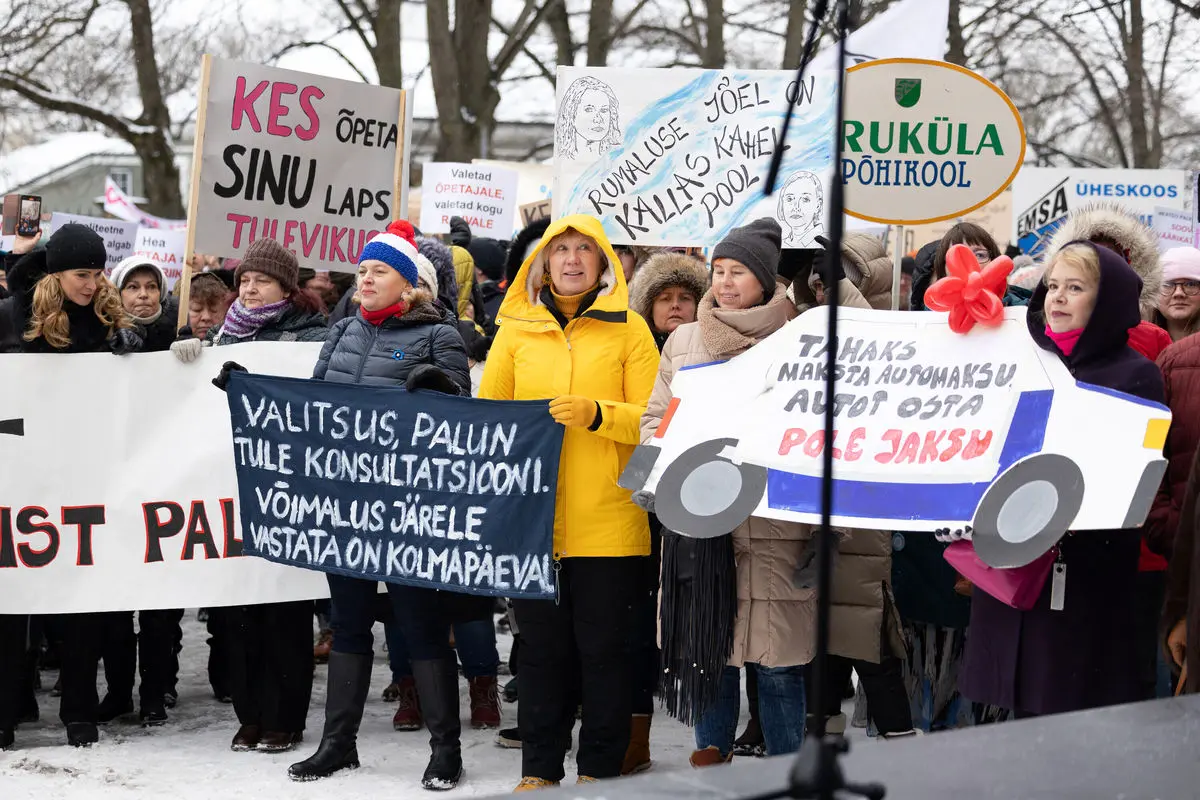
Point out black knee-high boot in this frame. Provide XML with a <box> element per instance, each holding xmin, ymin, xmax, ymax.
<box><xmin>413</xmin><ymin>657</ymin><xmax>463</xmax><ymax>791</ymax></box>
<box><xmin>287</xmin><ymin>652</ymin><xmax>372</xmax><ymax>781</ymax></box>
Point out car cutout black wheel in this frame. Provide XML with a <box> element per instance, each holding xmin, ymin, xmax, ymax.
<box><xmin>655</xmin><ymin>438</ymin><xmax>767</xmax><ymax>539</ymax></box>
<box><xmin>972</xmin><ymin>454</ymin><xmax>1085</xmax><ymax>568</ymax></box>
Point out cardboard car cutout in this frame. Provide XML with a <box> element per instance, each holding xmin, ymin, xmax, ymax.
<box><xmin>621</xmin><ymin>306</ymin><xmax>1170</xmax><ymax>568</ymax></box>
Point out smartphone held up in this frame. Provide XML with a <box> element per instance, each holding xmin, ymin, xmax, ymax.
<box><xmin>2</xmin><ymin>193</ymin><xmax>43</xmax><ymax>238</ymax></box>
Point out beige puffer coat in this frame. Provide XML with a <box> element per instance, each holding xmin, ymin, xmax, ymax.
<box><xmin>641</xmin><ymin>282</ymin><xmax>821</xmax><ymax>668</ymax></box>
<box><xmin>791</xmin><ymin>235</ymin><xmax>884</xmax><ymax>314</ymax></box>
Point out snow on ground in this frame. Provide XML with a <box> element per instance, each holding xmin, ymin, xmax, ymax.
<box><xmin>1</xmin><ymin>612</ymin><xmax>755</xmax><ymax>800</ymax></box>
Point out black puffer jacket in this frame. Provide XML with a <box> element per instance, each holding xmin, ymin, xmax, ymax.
<box><xmin>312</xmin><ymin>299</ymin><xmax>470</xmax><ymax>393</ymax></box>
<box><xmin>0</xmin><ymin>296</ymin><xmax>18</xmax><ymax>353</ymax></box>
<box><xmin>136</xmin><ymin>296</ymin><xmax>181</xmax><ymax>353</ymax></box>
<box><xmin>206</xmin><ymin>305</ymin><xmax>328</xmax><ymax>346</ymax></box>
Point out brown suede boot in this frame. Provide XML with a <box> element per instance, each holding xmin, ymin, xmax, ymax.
<box><xmin>392</xmin><ymin>676</ymin><xmax>423</xmax><ymax>731</ymax></box>
<box><xmin>469</xmin><ymin>676</ymin><xmax>502</xmax><ymax>729</ymax></box>
<box><xmin>620</xmin><ymin>714</ymin><xmax>652</xmax><ymax>775</ymax></box>
<box><xmin>689</xmin><ymin>746</ymin><xmax>733</xmax><ymax>768</ymax></box>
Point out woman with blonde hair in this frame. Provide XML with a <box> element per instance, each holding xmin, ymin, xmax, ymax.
<box><xmin>957</xmin><ymin>241</ymin><xmax>1165</xmax><ymax>716</ymax></box>
<box><xmin>1</xmin><ymin>223</ymin><xmax>141</xmax><ymax>750</ymax></box>
<box><xmin>289</xmin><ymin>221</ymin><xmax>478</xmax><ymax>791</ymax></box>
<box><xmin>9</xmin><ymin>225</ymin><xmax>140</xmax><ymax>354</ymax></box>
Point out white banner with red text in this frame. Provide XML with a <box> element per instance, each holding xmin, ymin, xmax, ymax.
<box><xmin>0</xmin><ymin>343</ymin><xmax>331</xmax><ymax>614</ymax></box>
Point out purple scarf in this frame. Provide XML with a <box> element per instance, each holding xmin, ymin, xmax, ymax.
<box><xmin>219</xmin><ymin>299</ymin><xmax>291</xmax><ymax>340</ymax></box>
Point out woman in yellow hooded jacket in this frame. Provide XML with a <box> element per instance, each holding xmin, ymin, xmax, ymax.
<box><xmin>480</xmin><ymin>214</ymin><xmax>659</xmax><ymax>789</ymax></box>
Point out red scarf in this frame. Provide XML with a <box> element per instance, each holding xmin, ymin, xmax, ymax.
<box><xmin>362</xmin><ymin>301</ymin><xmax>408</xmax><ymax>326</ymax></box>
<box><xmin>1044</xmin><ymin>324</ymin><xmax>1084</xmax><ymax>356</ymax></box>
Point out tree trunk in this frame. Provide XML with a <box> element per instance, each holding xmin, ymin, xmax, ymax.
<box><xmin>427</xmin><ymin>0</ymin><xmax>496</xmax><ymax>161</ymax></box>
<box><xmin>945</xmin><ymin>0</ymin><xmax>966</xmax><ymax>66</ymax></box>
<box><xmin>125</xmin><ymin>0</ymin><xmax>183</xmax><ymax>217</ymax></box>
<box><xmin>1124</xmin><ymin>0</ymin><xmax>1153</xmax><ymax>167</ymax></box>
<box><xmin>547</xmin><ymin>0</ymin><xmax>576</xmax><ymax>68</ymax></box>
<box><xmin>782</xmin><ymin>0</ymin><xmax>808</xmax><ymax>68</ymax></box>
<box><xmin>703</xmin><ymin>0</ymin><xmax>724</xmax><ymax>68</ymax></box>
<box><xmin>587</xmin><ymin>0</ymin><xmax>614</xmax><ymax>66</ymax></box>
<box><xmin>135</xmin><ymin>136</ymin><xmax>183</xmax><ymax>218</ymax></box>
<box><xmin>370</xmin><ymin>0</ymin><xmax>404</xmax><ymax>89</ymax></box>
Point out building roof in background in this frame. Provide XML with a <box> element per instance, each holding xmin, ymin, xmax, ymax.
<box><xmin>0</xmin><ymin>131</ymin><xmax>136</xmax><ymax>194</ymax></box>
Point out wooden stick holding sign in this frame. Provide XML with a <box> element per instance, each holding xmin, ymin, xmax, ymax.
<box><xmin>391</xmin><ymin>90</ymin><xmax>408</xmax><ymax>222</ymax></box>
<box><xmin>177</xmin><ymin>54</ymin><xmax>214</xmax><ymax>332</ymax></box>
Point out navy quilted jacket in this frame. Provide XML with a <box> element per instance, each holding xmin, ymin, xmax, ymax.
<box><xmin>312</xmin><ymin>300</ymin><xmax>470</xmax><ymax>393</ymax></box>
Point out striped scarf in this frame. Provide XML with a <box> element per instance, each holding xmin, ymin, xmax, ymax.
<box><xmin>219</xmin><ymin>299</ymin><xmax>290</xmax><ymax>340</ymax></box>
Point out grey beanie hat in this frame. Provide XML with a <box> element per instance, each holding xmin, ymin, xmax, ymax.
<box><xmin>711</xmin><ymin>217</ymin><xmax>782</xmax><ymax>299</ymax></box>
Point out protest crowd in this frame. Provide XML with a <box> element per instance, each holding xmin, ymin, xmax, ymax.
<box><xmin>3</xmin><ymin>195</ymin><xmax>1199</xmax><ymax>792</ymax></box>
<box><xmin>0</xmin><ymin>23</ymin><xmax>1198</xmax><ymax>793</ymax></box>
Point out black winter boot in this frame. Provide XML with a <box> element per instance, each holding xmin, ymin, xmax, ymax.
<box><xmin>287</xmin><ymin>652</ymin><xmax>372</xmax><ymax>782</ymax></box>
<box><xmin>67</xmin><ymin>722</ymin><xmax>98</xmax><ymax>747</ymax></box>
<box><xmin>413</xmin><ymin>657</ymin><xmax>463</xmax><ymax>791</ymax></box>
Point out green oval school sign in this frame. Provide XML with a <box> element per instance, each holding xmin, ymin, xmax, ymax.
<box><xmin>842</xmin><ymin>59</ymin><xmax>1026</xmax><ymax>226</ymax></box>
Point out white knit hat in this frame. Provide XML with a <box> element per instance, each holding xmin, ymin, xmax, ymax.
<box><xmin>1162</xmin><ymin>247</ymin><xmax>1200</xmax><ymax>284</ymax></box>
<box><xmin>111</xmin><ymin>256</ymin><xmax>165</xmax><ymax>292</ymax></box>
<box><xmin>415</xmin><ymin>253</ymin><xmax>439</xmax><ymax>297</ymax></box>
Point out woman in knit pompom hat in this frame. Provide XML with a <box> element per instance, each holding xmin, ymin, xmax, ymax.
<box><xmin>291</xmin><ymin>220</ymin><xmax>477</xmax><ymax>791</ymax></box>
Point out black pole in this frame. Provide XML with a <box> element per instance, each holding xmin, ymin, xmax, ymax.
<box><xmin>807</xmin><ymin>0</ymin><xmax>849</xmax><ymax>750</ymax></box>
<box><xmin>765</xmin><ymin>0</ymin><xmax>830</xmax><ymax>195</ymax></box>
<box><xmin>745</xmin><ymin>2</ymin><xmax>885</xmax><ymax>798</ymax></box>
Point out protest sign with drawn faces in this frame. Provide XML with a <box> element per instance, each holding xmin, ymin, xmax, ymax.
<box><xmin>778</xmin><ymin>170</ymin><xmax>824</xmax><ymax>248</ymax></box>
<box><xmin>553</xmin><ymin>66</ymin><xmax>838</xmax><ymax>247</ymax></box>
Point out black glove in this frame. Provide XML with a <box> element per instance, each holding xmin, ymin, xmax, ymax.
<box><xmin>405</xmin><ymin>364</ymin><xmax>460</xmax><ymax>395</ymax></box>
<box><xmin>175</xmin><ymin>325</ymin><xmax>195</xmax><ymax>342</ymax></box>
<box><xmin>213</xmin><ymin>361</ymin><xmax>248</xmax><ymax>392</ymax></box>
<box><xmin>108</xmin><ymin>327</ymin><xmax>143</xmax><ymax>356</ymax></box>
<box><xmin>812</xmin><ymin>235</ymin><xmax>846</xmax><ymax>286</ymax></box>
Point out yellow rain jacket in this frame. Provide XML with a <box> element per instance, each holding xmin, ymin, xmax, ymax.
<box><xmin>479</xmin><ymin>215</ymin><xmax>659</xmax><ymax>558</ymax></box>
<box><xmin>450</xmin><ymin>245</ymin><xmax>476</xmax><ymax>319</ymax></box>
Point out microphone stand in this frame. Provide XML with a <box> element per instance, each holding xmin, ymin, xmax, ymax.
<box><xmin>752</xmin><ymin>2</ymin><xmax>886</xmax><ymax>798</ymax></box>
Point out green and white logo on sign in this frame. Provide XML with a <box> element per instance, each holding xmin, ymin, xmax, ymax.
<box><xmin>894</xmin><ymin>78</ymin><xmax>921</xmax><ymax>108</ymax></box>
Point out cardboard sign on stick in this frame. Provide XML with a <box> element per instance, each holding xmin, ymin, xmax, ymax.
<box><xmin>553</xmin><ymin>66</ymin><xmax>838</xmax><ymax>247</ymax></box>
<box><xmin>419</xmin><ymin>162</ymin><xmax>520</xmax><ymax>238</ymax></box>
<box><xmin>840</xmin><ymin>59</ymin><xmax>1026</xmax><ymax>226</ymax></box>
<box><xmin>189</xmin><ymin>56</ymin><xmax>408</xmax><ymax>272</ymax></box>
<box><xmin>520</xmin><ymin>200</ymin><xmax>551</xmax><ymax>226</ymax></box>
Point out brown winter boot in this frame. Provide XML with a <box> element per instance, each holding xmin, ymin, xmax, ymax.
<box><xmin>469</xmin><ymin>676</ymin><xmax>502</xmax><ymax>729</ymax></box>
<box><xmin>689</xmin><ymin>746</ymin><xmax>733</xmax><ymax>768</ymax></box>
<box><xmin>392</xmin><ymin>676</ymin><xmax>423</xmax><ymax>731</ymax></box>
<box><xmin>313</xmin><ymin>629</ymin><xmax>333</xmax><ymax>664</ymax></box>
<box><xmin>620</xmin><ymin>714</ymin><xmax>652</xmax><ymax>775</ymax></box>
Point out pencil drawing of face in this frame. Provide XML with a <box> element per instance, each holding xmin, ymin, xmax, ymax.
<box><xmin>557</xmin><ymin>77</ymin><xmax>622</xmax><ymax>160</ymax></box>
<box><xmin>778</xmin><ymin>171</ymin><xmax>824</xmax><ymax>245</ymax></box>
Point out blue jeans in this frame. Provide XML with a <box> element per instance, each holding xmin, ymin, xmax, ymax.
<box><xmin>387</xmin><ymin>616</ymin><xmax>500</xmax><ymax>681</ymax></box>
<box><xmin>695</xmin><ymin>665</ymin><xmax>806</xmax><ymax>757</ymax></box>
<box><xmin>327</xmin><ymin>574</ymin><xmax>454</xmax><ymax>662</ymax></box>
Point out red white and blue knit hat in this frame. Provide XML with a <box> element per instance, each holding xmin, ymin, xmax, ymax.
<box><xmin>360</xmin><ymin>220</ymin><xmax>420</xmax><ymax>287</ymax></box>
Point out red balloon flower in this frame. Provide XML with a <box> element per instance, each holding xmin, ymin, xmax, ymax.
<box><xmin>924</xmin><ymin>244</ymin><xmax>1014</xmax><ymax>334</ymax></box>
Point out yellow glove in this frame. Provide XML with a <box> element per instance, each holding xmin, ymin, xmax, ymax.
<box><xmin>549</xmin><ymin>395</ymin><xmax>601</xmax><ymax>429</ymax></box>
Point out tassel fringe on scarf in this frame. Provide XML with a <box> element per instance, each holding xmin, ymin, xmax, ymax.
<box><xmin>657</xmin><ymin>530</ymin><xmax>738</xmax><ymax>726</ymax></box>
